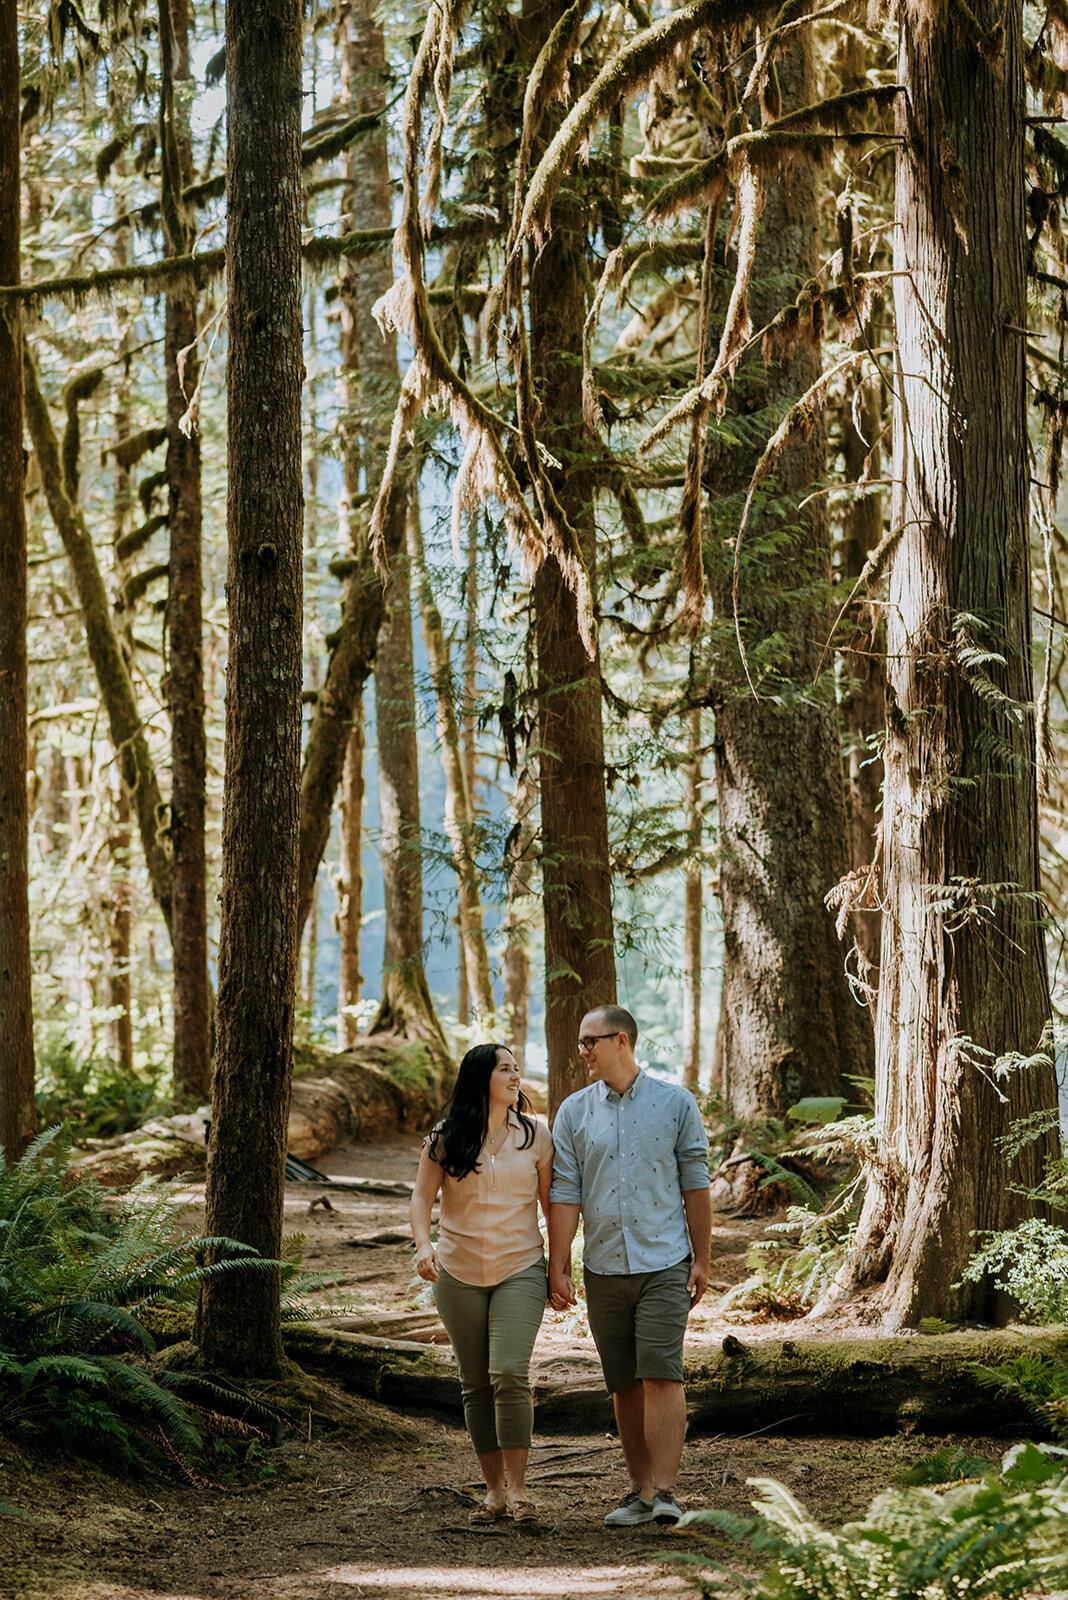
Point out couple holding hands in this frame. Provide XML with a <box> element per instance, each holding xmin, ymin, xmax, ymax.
<box><xmin>410</xmin><ymin>1005</ymin><xmax>712</xmax><ymax>1528</ymax></box>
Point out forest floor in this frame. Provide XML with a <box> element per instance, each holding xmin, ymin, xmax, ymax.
<box><xmin>0</xmin><ymin>1134</ymin><xmax>1020</xmax><ymax>1600</ymax></box>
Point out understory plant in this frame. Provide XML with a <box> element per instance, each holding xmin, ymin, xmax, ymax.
<box><xmin>0</xmin><ymin>1125</ymin><xmax>284</xmax><ymax>1471</ymax></box>
<box><xmin>717</xmin><ymin>1102</ymin><xmax>875</xmax><ymax>1320</ymax></box>
<box><xmin>958</xmin><ymin>1099</ymin><xmax>1068</xmax><ymax>1324</ymax></box>
<box><xmin>671</xmin><ymin>1445</ymin><xmax>1068</xmax><ymax>1599</ymax></box>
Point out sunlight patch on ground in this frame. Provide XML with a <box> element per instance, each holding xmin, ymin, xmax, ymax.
<box><xmin>303</xmin><ymin>1562</ymin><xmax>686</xmax><ymax>1598</ymax></box>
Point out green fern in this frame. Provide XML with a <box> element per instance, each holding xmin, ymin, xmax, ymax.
<box><xmin>671</xmin><ymin>1459</ymin><xmax>1068</xmax><ymax>1598</ymax></box>
<box><xmin>895</xmin><ymin>1446</ymin><xmax>994</xmax><ymax>1486</ymax></box>
<box><xmin>0</xmin><ymin>1125</ymin><xmax>286</xmax><ymax>1472</ymax></box>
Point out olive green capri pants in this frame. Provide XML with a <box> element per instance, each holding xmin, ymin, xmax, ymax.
<box><xmin>433</xmin><ymin>1260</ymin><xmax>547</xmax><ymax>1453</ymax></box>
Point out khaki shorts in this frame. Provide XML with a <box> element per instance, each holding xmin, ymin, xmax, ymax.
<box><xmin>584</xmin><ymin>1258</ymin><xmax>692</xmax><ymax>1393</ymax></box>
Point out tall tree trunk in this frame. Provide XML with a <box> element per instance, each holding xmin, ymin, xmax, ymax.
<box><xmin>711</xmin><ymin>34</ymin><xmax>872</xmax><ymax>1120</ymax></box>
<box><xmin>525</xmin><ymin>0</ymin><xmax>616</xmax><ymax>1119</ymax></box>
<box><xmin>0</xmin><ymin>6</ymin><xmax>35</xmax><ymax>1164</ymax></box>
<box><xmin>503</xmin><ymin>763</ymin><xmax>537</xmax><ymax>1074</ymax></box>
<box><xmin>23</xmin><ymin>352</ymin><xmax>174</xmax><ymax>931</ymax></box>
<box><xmin>337</xmin><ymin>0</ymin><xmax>448</xmax><ymax>1068</ymax></box>
<box><xmin>825</xmin><ymin>0</ymin><xmax>1058</xmax><ymax>1327</ymax></box>
<box><xmin>162</xmin><ymin>0</ymin><xmax>211</xmax><ymax>1100</ymax></box>
<box><xmin>372</xmin><ymin>535</ymin><xmax>450</xmax><ymax>1064</ymax></box>
<box><xmin>682</xmin><ymin>706</ymin><xmax>703</xmax><ymax>1091</ymax></box>
<box><xmin>107</xmin><ymin>785</ymin><xmax>134</xmax><ymax>1076</ymax></box>
<box><xmin>334</xmin><ymin>2</ymin><xmax>370</xmax><ymax>1048</ymax></box>
<box><xmin>336</xmin><ymin>704</ymin><xmax>365</xmax><ymax>1048</ymax></box>
<box><xmin>302</xmin><ymin>296</ymin><xmax>322</xmax><ymax>1025</ymax></box>
<box><xmin>108</xmin><ymin>293</ymin><xmax>137</xmax><ymax>1081</ymax></box>
<box><xmin>457</xmin><ymin>512</ymin><xmax>480</xmax><ymax>1026</ymax></box>
<box><xmin>196</xmin><ymin>0</ymin><xmax>304</xmax><ymax>1377</ymax></box>
<box><xmin>839</xmin><ymin>372</ymin><xmax>885</xmax><ymax>987</ymax></box>
<box><xmin>409</xmin><ymin>501</ymin><xmax>496</xmax><ymax>1020</ymax></box>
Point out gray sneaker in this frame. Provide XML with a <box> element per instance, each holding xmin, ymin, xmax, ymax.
<box><xmin>651</xmin><ymin>1488</ymin><xmax>683</xmax><ymax>1525</ymax></box>
<box><xmin>604</xmin><ymin>1491</ymin><xmax>655</xmax><ymax>1526</ymax></box>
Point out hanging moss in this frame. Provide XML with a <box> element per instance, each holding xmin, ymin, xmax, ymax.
<box><xmin>61</xmin><ymin>367</ymin><xmax>104</xmax><ymax>501</ymax></box>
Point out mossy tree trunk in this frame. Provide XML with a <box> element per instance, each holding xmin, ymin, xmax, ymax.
<box><xmin>839</xmin><ymin>370</ymin><xmax>885</xmax><ymax>986</ymax></box>
<box><xmin>524</xmin><ymin>0</ymin><xmax>617</xmax><ymax>1119</ymax></box>
<box><xmin>711</xmin><ymin>34</ymin><xmax>872</xmax><ymax>1121</ymax></box>
<box><xmin>682</xmin><ymin>707</ymin><xmax>704</xmax><ymax>1090</ymax></box>
<box><xmin>332</xmin><ymin>0</ymin><xmax>378</xmax><ymax>1048</ymax></box>
<box><xmin>195</xmin><ymin>0</ymin><xmax>304</xmax><ymax>1377</ymax></box>
<box><xmin>409</xmin><ymin>500</ymin><xmax>496</xmax><ymax>1021</ymax></box>
<box><xmin>23</xmin><ymin>350</ymin><xmax>174</xmax><ymax>933</ymax></box>
<box><xmin>371</xmin><ymin>536</ymin><xmax>450</xmax><ymax>1067</ymax></box>
<box><xmin>0</xmin><ymin>5</ymin><xmax>35</xmax><ymax>1165</ymax></box>
<box><xmin>824</xmin><ymin>0</ymin><xmax>1059</xmax><ymax>1328</ymax></box>
<box><xmin>503</xmin><ymin>764</ymin><xmax>537</xmax><ymax>1073</ymax></box>
<box><xmin>331</xmin><ymin>0</ymin><xmax>448</xmax><ymax>1070</ymax></box>
<box><xmin>336</xmin><ymin>700</ymin><xmax>365</xmax><ymax>1048</ymax></box>
<box><xmin>162</xmin><ymin>0</ymin><xmax>211</xmax><ymax>1100</ymax></box>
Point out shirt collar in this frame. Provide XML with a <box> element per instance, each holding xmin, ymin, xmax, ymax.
<box><xmin>599</xmin><ymin>1068</ymin><xmax>644</xmax><ymax>1102</ymax></box>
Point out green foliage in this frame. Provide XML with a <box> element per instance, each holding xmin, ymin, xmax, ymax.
<box><xmin>671</xmin><ymin>1459</ymin><xmax>1068</xmax><ymax>1599</ymax></box>
<box><xmin>971</xmin><ymin>1351</ymin><xmax>1068</xmax><ymax>1442</ymax></box>
<box><xmin>0</xmin><ymin>1126</ymin><xmax>276</xmax><ymax>1471</ymax></box>
<box><xmin>34</xmin><ymin>1038</ymin><xmax>171</xmax><ymax>1139</ymax></box>
<box><xmin>895</xmin><ymin>1447</ymin><xmax>994</xmax><ymax>1486</ymax></box>
<box><xmin>718</xmin><ymin>1104</ymin><xmax>872</xmax><ymax>1321</ymax></box>
<box><xmin>958</xmin><ymin>1220</ymin><xmax>1068</xmax><ymax>1325</ymax></box>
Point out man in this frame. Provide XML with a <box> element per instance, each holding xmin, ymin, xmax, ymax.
<box><xmin>548</xmin><ymin>1005</ymin><xmax>712</xmax><ymax>1527</ymax></box>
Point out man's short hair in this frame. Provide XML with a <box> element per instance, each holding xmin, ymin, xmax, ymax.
<box><xmin>589</xmin><ymin>1005</ymin><xmax>638</xmax><ymax>1048</ymax></box>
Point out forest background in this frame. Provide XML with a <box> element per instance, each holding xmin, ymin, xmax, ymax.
<box><xmin>6</xmin><ymin>0</ymin><xmax>1068</xmax><ymax>1358</ymax></box>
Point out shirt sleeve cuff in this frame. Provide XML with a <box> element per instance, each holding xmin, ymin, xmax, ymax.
<box><xmin>549</xmin><ymin>1182</ymin><xmax>582</xmax><ymax>1204</ymax></box>
<box><xmin>679</xmin><ymin>1161</ymin><xmax>710</xmax><ymax>1191</ymax></box>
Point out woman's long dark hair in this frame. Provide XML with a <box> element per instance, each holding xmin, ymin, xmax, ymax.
<box><xmin>428</xmin><ymin>1043</ymin><xmax>536</xmax><ymax>1180</ymax></box>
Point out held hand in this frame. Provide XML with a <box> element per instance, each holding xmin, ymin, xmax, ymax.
<box><xmin>687</xmin><ymin>1260</ymin><xmax>709</xmax><ymax>1307</ymax></box>
<box><xmin>549</xmin><ymin>1268</ymin><xmax>577</xmax><ymax>1311</ymax></box>
<box><xmin>416</xmin><ymin>1245</ymin><xmax>440</xmax><ymax>1283</ymax></box>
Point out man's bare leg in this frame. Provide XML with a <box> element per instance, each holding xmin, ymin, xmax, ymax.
<box><xmin>642</xmin><ymin>1377</ymin><xmax>687</xmax><ymax>1492</ymax></box>
<box><xmin>613</xmin><ymin>1383</ymin><xmax>653</xmax><ymax>1500</ymax></box>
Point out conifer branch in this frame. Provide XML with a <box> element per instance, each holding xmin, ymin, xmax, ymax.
<box><xmin>514</xmin><ymin>0</ymin><xmax>763</xmax><ymax>252</ymax></box>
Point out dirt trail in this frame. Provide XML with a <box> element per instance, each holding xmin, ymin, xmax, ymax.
<box><xmin>0</xmin><ymin>1135</ymin><xmax>1014</xmax><ymax>1600</ymax></box>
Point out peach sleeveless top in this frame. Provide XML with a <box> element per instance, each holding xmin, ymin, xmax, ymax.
<box><xmin>429</xmin><ymin>1110</ymin><xmax>553</xmax><ymax>1287</ymax></box>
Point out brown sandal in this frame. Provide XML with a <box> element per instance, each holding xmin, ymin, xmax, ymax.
<box><xmin>508</xmin><ymin>1499</ymin><xmax>540</xmax><ymax>1525</ymax></box>
<box><xmin>469</xmin><ymin>1502</ymin><xmax>509</xmax><ymax>1525</ymax></box>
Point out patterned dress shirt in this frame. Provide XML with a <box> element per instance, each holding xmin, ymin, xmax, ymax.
<box><xmin>549</xmin><ymin>1070</ymin><xmax>710</xmax><ymax>1275</ymax></box>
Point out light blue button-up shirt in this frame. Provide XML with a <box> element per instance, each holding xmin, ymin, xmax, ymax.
<box><xmin>549</xmin><ymin>1070</ymin><xmax>710</xmax><ymax>1275</ymax></box>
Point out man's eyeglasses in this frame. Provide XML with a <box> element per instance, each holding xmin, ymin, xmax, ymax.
<box><xmin>577</xmin><ymin>1032</ymin><xmax>619</xmax><ymax>1053</ymax></box>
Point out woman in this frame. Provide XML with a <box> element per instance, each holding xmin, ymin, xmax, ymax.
<box><xmin>410</xmin><ymin>1042</ymin><xmax>552</xmax><ymax>1525</ymax></box>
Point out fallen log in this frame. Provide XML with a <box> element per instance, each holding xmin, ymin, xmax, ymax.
<box><xmin>285</xmin><ymin>1324</ymin><xmax>1068</xmax><ymax>1437</ymax></box>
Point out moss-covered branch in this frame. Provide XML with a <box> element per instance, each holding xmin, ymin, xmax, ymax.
<box><xmin>23</xmin><ymin>346</ymin><xmax>173</xmax><ymax>930</ymax></box>
<box><xmin>0</xmin><ymin>226</ymin><xmax>397</xmax><ymax>308</ymax></box>
<box><xmin>515</xmin><ymin>0</ymin><xmax>762</xmax><ymax>249</ymax></box>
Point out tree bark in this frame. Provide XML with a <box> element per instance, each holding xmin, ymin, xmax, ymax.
<box><xmin>525</xmin><ymin>0</ymin><xmax>617</xmax><ymax>1118</ymax></box>
<box><xmin>107</xmin><ymin>784</ymin><xmax>135</xmax><ymax>1077</ymax></box>
<box><xmin>0</xmin><ymin>4</ymin><xmax>36</xmax><ymax>1165</ymax></box>
<box><xmin>458</xmin><ymin>512</ymin><xmax>480</xmax><ymax>1027</ymax></box>
<box><xmin>283</xmin><ymin>1323</ymin><xmax>1066</xmax><ymax>1437</ymax></box>
<box><xmin>682</xmin><ymin>707</ymin><xmax>703</xmax><ymax>1090</ymax></box>
<box><xmin>372</xmin><ymin>537</ymin><xmax>450</xmax><ymax>1067</ymax></box>
<box><xmin>409</xmin><ymin>501</ymin><xmax>496</xmax><ymax>1020</ymax></box>
<box><xmin>162</xmin><ymin>0</ymin><xmax>211</xmax><ymax>1100</ymax></box>
<box><xmin>336</xmin><ymin>706</ymin><xmax>365</xmax><ymax>1048</ymax></box>
<box><xmin>337</xmin><ymin>0</ymin><xmax>448</xmax><ymax>1069</ymax></box>
<box><xmin>839</xmin><ymin>372</ymin><xmax>885</xmax><ymax>988</ymax></box>
<box><xmin>503</xmin><ymin>764</ymin><xmax>537</xmax><ymax>1073</ymax></box>
<box><xmin>23</xmin><ymin>350</ymin><xmax>174</xmax><ymax>932</ymax></box>
<box><xmin>711</xmin><ymin>34</ymin><xmax>872</xmax><ymax>1120</ymax></box>
<box><xmin>824</xmin><ymin>0</ymin><xmax>1059</xmax><ymax>1328</ymax></box>
<box><xmin>294</xmin><ymin>0</ymin><xmax>399</xmax><ymax>955</ymax></box>
<box><xmin>195</xmin><ymin>0</ymin><xmax>304</xmax><ymax>1377</ymax></box>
